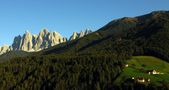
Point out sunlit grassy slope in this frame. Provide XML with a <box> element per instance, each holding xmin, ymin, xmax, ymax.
<box><xmin>114</xmin><ymin>56</ymin><xmax>169</xmax><ymax>85</ymax></box>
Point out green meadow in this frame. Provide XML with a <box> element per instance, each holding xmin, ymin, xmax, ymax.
<box><xmin>114</xmin><ymin>56</ymin><xmax>169</xmax><ymax>85</ymax></box>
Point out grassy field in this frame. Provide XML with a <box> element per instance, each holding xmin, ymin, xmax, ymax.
<box><xmin>114</xmin><ymin>56</ymin><xmax>169</xmax><ymax>85</ymax></box>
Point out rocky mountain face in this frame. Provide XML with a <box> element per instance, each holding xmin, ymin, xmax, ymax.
<box><xmin>0</xmin><ymin>29</ymin><xmax>92</xmax><ymax>55</ymax></box>
<box><xmin>69</xmin><ymin>29</ymin><xmax>92</xmax><ymax>40</ymax></box>
<box><xmin>12</xmin><ymin>29</ymin><xmax>65</xmax><ymax>52</ymax></box>
<box><xmin>0</xmin><ymin>45</ymin><xmax>12</xmax><ymax>55</ymax></box>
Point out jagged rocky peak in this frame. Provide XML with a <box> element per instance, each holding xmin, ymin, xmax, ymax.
<box><xmin>39</xmin><ymin>29</ymin><xmax>49</xmax><ymax>36</ymax></box>
<box><xmin>10</xmin><ymin>29</ymin><xmax>66</xmax><ymax>52</ymax></box>
<box><xmin>69</xmin><ymin>29</ymin><xmax>92</xmax><ymax>40</ymax></box>
<box><xmin>48</xmin><ymin>31</ymin><xmax>63</xmax><ymax>46</ymax></box>
<box><xmin>12</xmin><ymin>35</ymin><xmax>22</xmax><ymax>50</ymax></box>
<box><xmin>79</xmin><ymin>31</ymin><xmax>85</xmax><ymax>38</ymax></box>
<box><xmin>0</xmin><ymin>45</ymin><xmax>12</xmax><ymax>55</ymax></box>
<box><xmin>20</xmin><ymin>31</ymin><xmax>33</xmax><ymax>51</ymax></box>
<box><xmin>34</xmin><ymin>29</ymin><xmax>47</xmax><ymax>50</ymax></box>
<box><xmin>84</xmin><ymin>29</ymin><xmax>92</xmax><ymax>35</ymax></box>
<box><xmin>34</xmin><ymin>29</ymin><xmax>65</xmax><ymax>50</ymax></box>
<box><xmin>70</xmin><ymin>32</ymin><xmax>79</xmax><ymax>40</ymax></box>
<box><xmin>32</xmin><ymin>34</ymin><xmax>38</xmax><ymax>43</ymax></box>
<box><xmin>0</xmin><ymin>28</ymin><xmax>91</xmax><ymax>55</ymax></box>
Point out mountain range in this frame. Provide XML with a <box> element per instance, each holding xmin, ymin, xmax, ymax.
<box><xmin>0</xmin><ymin>29</ymin><xmax>92</xmax><ymax>55</ymax></box>
<box><xmin>0</xmin><ymin>11</ymin><xmax>169</xmax><ymax>89</ymax></box>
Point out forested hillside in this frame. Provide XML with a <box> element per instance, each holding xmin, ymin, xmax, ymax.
<box><xmin>0</xmin><ymin>11</ymin><xmax>169</xmax><ymax>90</ymax></box>
<box><xmin>41</xmin><ymin>11</ymin><xmax>169</xmax><ymax>61</ymax></box>
<box><xmin>0</xmin><ymin>55</ymin><xmax>127</xmax><ymax>89</ymax></box>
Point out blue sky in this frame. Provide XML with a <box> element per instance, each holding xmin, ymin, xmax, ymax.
<box><xmin>0</xmin><ymin>0</ymin><xmax>169</xmax><ymax>46</ymax></box>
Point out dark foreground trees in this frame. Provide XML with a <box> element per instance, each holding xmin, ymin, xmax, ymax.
<box><xmin>0</xmin><ymin>54</ymin><xmax>125</xmax><ymax>90</ymax></box>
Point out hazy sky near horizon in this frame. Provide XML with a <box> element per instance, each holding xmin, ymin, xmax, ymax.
<box><xmin>0</xmin><ymin>0</ymin><xmax>169</xmax><ymax>46</ymax></box>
